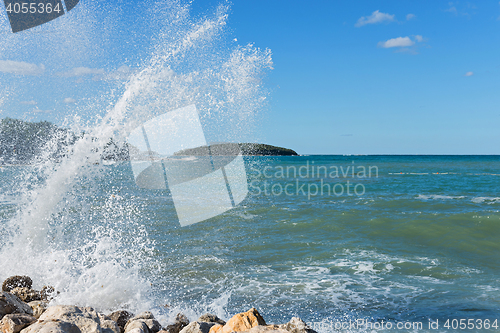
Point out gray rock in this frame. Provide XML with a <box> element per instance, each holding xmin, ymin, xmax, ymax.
<box><xmin>0</xmin><ymin>292</ymin><xmax>33</xmax><ymax>319</ymax></box>
<box><xmin>37</xmin><ymin>305</ymin><xmax>121</xmax><ymax>333</ymax></box>
<box><xmin>179</xmin><ymin>321</ymin><xmax>216</xmax><ymax>333</ymax></box>
<box><xmin>131</xmin><ymin>312</ymin><xmax>155</xmax><ymax>321</ymax></box>
<box><xmin>9</xmin><ymin>287</ymin><xmax>41</xmax><ymax>303</ymax></box>
<box><xmin>108</xmin><ymin>310</ymin><xmax>134</xmax><ymax>333</ymax></box>
<box><xmin>165</xmin><ymin>313</ymin><xmax>189</xmax><ymax>333</ymax></box>
<box><xmin>278</xmin><ymin>317</ymin><xmax>317</xmax><ymax>333</ymax></box>
<box><xmin>2</xmin><ymin>276</ymin><xmax>32</xmax><ymax>293</ymax></box>
<box><xmin>27</xmin><ymin>301</ymin><xmax>48</xmax><ymax>319</ymax></box>
<box><xmin>125</xmin><ymin>320</ymin><xmax>151</xmax><ymax>333</ymax></box>
<box><xmin>0</xmin><ymin>313</ymin><xmax>36</xmax><ymax>333</ymax></box>
<box><xmin>242</xmin><ymin>326</ymin><xmax>289</xmax><ymax>333</ymax></box>
<box><xmin>20</xmin><ymin>320</ymin><xmax>81</xmax><ymax>333</ymax></box>
<box><xmin>197</xmin><ymin>314</ymin><xmax>225</xmax><ymax>325</ymax></box>
<box><xmin>125</xmin><ymin>311</ymin><xmax>161</xmax><ymax>333</ymax></box>
<box><xmin>101</xmin><ymin>319</ymin><xmax>121</xmax><ymax>333</ymax></box>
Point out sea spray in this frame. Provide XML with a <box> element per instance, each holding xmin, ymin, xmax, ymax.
<box><xmin>0</xmin><ymin>0</ymin><xmax>272</xmax><ymax>317</ymax></box>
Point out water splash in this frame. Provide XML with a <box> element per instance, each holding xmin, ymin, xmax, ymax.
<box><xmin>0</xmin><ymin>0</ymin><xmax>272</xmax><ymax>314</ymax></box>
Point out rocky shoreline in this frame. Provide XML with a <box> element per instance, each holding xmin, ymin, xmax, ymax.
<box><xmin>0</xmin><ymin>276</ymin><xmax>317</xmax><ymax>333</ymax></box>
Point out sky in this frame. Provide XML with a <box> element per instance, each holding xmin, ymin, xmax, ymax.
<box><xmin>0</xmin><ymin>0</ymin><xmax>499</xmax><ymax>154</ymax></box>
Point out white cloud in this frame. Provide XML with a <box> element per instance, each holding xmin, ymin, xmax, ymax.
<box><xmin>31</xmin><ymin>107</ymin><xmax>51</xmax><ymax>114</ymax></box>
<box><xmin>104</xmin><ymin>65</ymin><xmax>132</xmax><ymax>80</ymax></box>
<box><xmin>355</xmin><ymin>10</ymin><xmax>395</xmax><ymax>27</ymax></box>
<box><xmin>446</xmin><ymin>5</ymin><xmax>458</xmax><ymax>15</ymax></box>
<box><xmin>465</xmin><ymin>71</ymin><xmax>474</xmax><ymax>76</ymax></box>
<box><xmin>20</xmin><ymin>100</ymin><xmax>37</xmax><ymax>105</ymax></box>
<box><xmin>378</xmin><ymin>36</ymin><xmax>415</xmax><ymax>48</ymax></box>
<box><xmin>58</xmin><ymin>67</ymin><xmax>105</xmax><ymax>77</ymax></box>
<box><xmin>0</xmin><ymin>60</ymin><xmax>45</xmax><ymax>76</ymax></box>
<box><xmin>64</xmin><ymin>97</ymin><xmax>76</xmax><ymax>103</ymax></box>
<box><xmin>406</xmin><ymin>14</ymin><xmax>416</xmax><ymax>20</ymax></box>
<box><xmin>378</xmin><ymin>35</ymin><xmax>425</xmax><ymax>49</ymax></box>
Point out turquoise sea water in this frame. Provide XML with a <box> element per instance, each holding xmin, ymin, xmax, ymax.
<box><xmin>0</xmin><ymin>155</ymin><xmax>499</xmax><ymax>332</ymax></box>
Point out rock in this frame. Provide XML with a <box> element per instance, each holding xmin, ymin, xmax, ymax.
<box><xmin>125</xmin><ymin>320</ymin><xmax>151</xmax><ymax>333</ymax></box>
<box><xmin>102</xmin><ymin>318</ymin><xmax>121</xmax><ymax>333</ymax></box>
<box><xmin>208</xmin><ymin>325</ymin><xmax>222</xmax><ymax>333</ymax></box>
<box><xmin>197</xmin><ymin>314</ymin><xmax>225</xmax><ymax>326</ymax></box>
<box><xmin>212</xmin><ymin>308</ymin><xmax>266</xmax><ymax>333</ymax></box>
<box><xmin>40</xmin><ymin>286</ymin><xmax>57</xmax><ymax>301</ymax></box>
<box><xmin>278</xmin><ymin>318</ymin><xmax>316</xmax><ymax>333</ymax></box>
<box><xmin>109</xmin><ymin>310</ymin><xmax>134</xmax><ymax>333</ymax></box>
<box><xmin>27</xmin><ymin>301</ymin><xmax>48</xmax><ymax>319</ymax></box>
<box><xmin>179</xmin><ymin>322</ymin><xmax>216</xmax><ymax>333</ymax></box>
<box><xmin>37</xmin><ymin>305</ymin><xmax>116</xmax><ymax>333</ymax></box>
<box><xmin>124</xmin><ymin>311</ymin><xmax>161</xmax><ymax>333</ymax></box>
<box><xmin>20</xmin><ymin>320</ymin><xmax>81</xmax><ymax>333</ymax></box>
<box><xmin>0</xmin><ymin>291</ymin><xmax>33</xmax><ymax>319</ymax></box>
<box><xmin>2</xmin><ymin>276</ymin><xmax>32</xmax><ymax>292</ymax></box>
<box><xmin>0</xmin><ymin>313</ymin><xmax>36</xmax><ymax>333</ymax></box>
<box><xmin>165</xmin><ymin>313</ymin><xmax>189</xmax><ymax>333</ymax></box>
<box><xmin>242</xmin><ymin>326</ymin><xmax>289</xmax><ymax>333</ymax></box>
<box><xmin>10</xmin><ymin>287</ymin><xmax>41</xmax><ymax>303</ymax></box>
<box><xmin>131</xmin><ymin>312</ymin><xmax>155</xmax><ymax>321</ymax></box>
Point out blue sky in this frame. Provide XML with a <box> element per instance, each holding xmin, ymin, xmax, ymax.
<box><xmin>0</xmin><ymin>0</ymin><xmax>499</xmax><ymax>154</ymax></box>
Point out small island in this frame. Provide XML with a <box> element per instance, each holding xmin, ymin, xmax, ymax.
<box><xmin>0</xmin><ymin>118</ymin><xmax>298</xmax><ymax>164</ymax></box>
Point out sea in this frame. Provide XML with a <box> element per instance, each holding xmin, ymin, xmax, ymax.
<box><xmin>0</xmin><ymin>155</ymin><xmax>499</xmax><ymax>332</ymax></box>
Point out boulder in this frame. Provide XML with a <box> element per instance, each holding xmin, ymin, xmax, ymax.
<box><xmin>125</xmin><ymin>311</ymin><xmax>161</xmax><ymax>333</ymax></box>
<box><xmin>20</xmin><ymin>320</ymin><xmax>81</xmax><ymax>333</ymax></box>
<box><xmin>27</xmin><ymin>301</ymin><xmax>48</xmax><ymax>319</ymax></box>
<box><xmin>101</xmin><ymin>318</ymin><xmax>121</xmax><ymax>333</ymax></box>
<box><xmin>165</xmin><ymin>313</ymin><xmax>189</xmax><ymax>333</ymax></box>
<box><xmin>125</xmin><ymin>320</ymin><xmax>150</xmax><ymax>333</ymax></box>
<box><xmin>36</xmin><ymin>305</ymin><xmax>120</xmax><ymax>333</ymax></box>
<box><xmin>241</xmin><ymin>327</ymin><xmax>289</xmax><ymax>333</ymax></box>
<box><xmin>40</xmin><ymin>286</ymin><xmax>57</xmax><ymax>301</ymax></box>
<box><xmin>0</xmin><ymin>292</ymin><xmax>33</xmax><ymax>319</ymax></box>
<box><xmin>2</xmin><ymin>276</ymin><xmax>32</xmax><ymax>292</ymax></box>
<box><xmin>179</xmin><ymin>322</ymin><xmax>216</xmax><ymax>333</ymax></box>
<box><xmin>109</xmin><ymin>310</ymin><xmax>134</xmax><ymax>333</ymax></box>
<box><xmin>211</xmin><ymin>308</ymin><xmax>266</xmax><ymax>333</ymax></box>
<box><xmin>10</xmin><ymin>287</ymin><xmax>41</xmax><ymax>303</ymax></box>
<box><xmin>197</xmin><ymin>314</ymin><xmax>225</xmax><ymax>326</ymax></box>
<box><xmin>0</xmin><ymin>313</ymin><xmax>36</xmax><ymax>333</ymax></box>
<box><xmin>278</xmin><ymin>318</ymin><xmax>316</xmax><ymax>333</ymax></box>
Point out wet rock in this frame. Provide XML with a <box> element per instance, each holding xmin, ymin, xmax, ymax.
<box><xmin>10</xmin><ymin>287</ymin><xmax>41</xmax><ymax>303</ymax></box>
<box><xmin>0</xmin><ymin>292</ymin><xmax>33</xmax><ymax>319</ymax></box>
<box><xmin>27</xmin><ymin>301</ymin><xmax>48</xmax><ymax>319</ymax></box>
<box><xmin>179</xmin><ymin>321</ymin><xmax>216</xmax><ymax>333</ymax></box>
<box><xmin>109</xmin><ymin>310</ymin><xmax>134</xmax><ymax>333</ymax></box>
<box><xmin>211</xmin><ymin>308</ymin><xmax>266</xmax><ymax>333</ymax></box>
<box><xmin>197</xmin><ymin>314</ymin><xmax>225</xmax><ymax>326</ymax></box>
<box><xmin>36</xmin><ymin>305</ymin><xmax>118</xmax><ymax>333</ymax></box>
<box><xmin>20</xmin><ymin>320</ymin><xmax>81</xmax><ymax>333</ymax></box>
<box><xmin>125</xmin><ymin>311</ymin><xmax>161</xmax><ymax>333</ymax></box>
<box><xmin>40</xmin><ymin>286</ymin><xmax>57</xmax><ymax>301</ymax></box>
<box><xmin>278</xmin><ymin>317</ymin><xmax>317</xmax><ymax>333</ymax></box>
<box><xmin>0</xmin><ymin>313</ymin><xmax>36</xmax><ymax>333</ymax></box>
<box><xmin>125</xmin><ymin>320</ymin><xmax>151</xmax><ymax>333</ymax></box>
<box><xmin>2</xmin><ymin>276</ymin><xmax>32</xmax><ymax>293</ymax></box>
<box><xmin>102</xmin><ymin>318</ymin><xmax>121</xmax><ymax>333</ymax></box>
<box><xmin>165</xmin><ymin>313</ymin><xmax>189</xmax><ymax>333</ymax></box>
